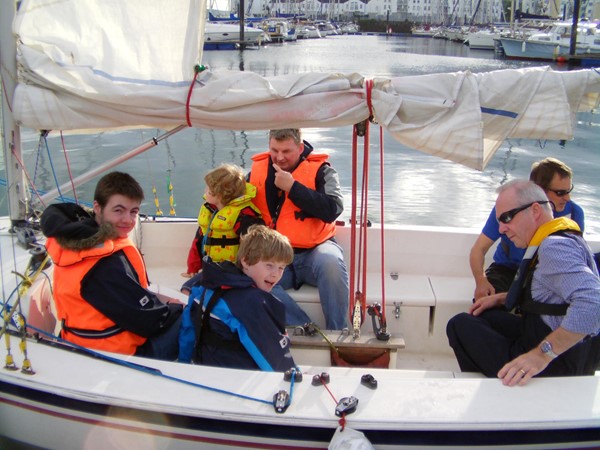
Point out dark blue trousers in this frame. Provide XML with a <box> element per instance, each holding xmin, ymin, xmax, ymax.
<box><xmin>446</xmin><ymin>309</ymin><xmax>600</xmax><ymax>377</ymax></box>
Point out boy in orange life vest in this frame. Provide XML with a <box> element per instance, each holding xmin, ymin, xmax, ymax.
<box><xmin>182</xmin><ymin>163</ymin><xmax>263</xmax><ymax>277</ymax></box>
<box><xmin>41</xmin><ymin>172</ymin><xmax>183</xmax><ymax>359</ymax></box>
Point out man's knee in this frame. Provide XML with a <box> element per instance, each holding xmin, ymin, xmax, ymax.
<box><xmin>446</xmin><ymin>312</ymin><xmax>471</xmax><ymax>343</ymax></box>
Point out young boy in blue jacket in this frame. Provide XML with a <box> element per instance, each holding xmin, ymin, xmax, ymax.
<box><xmin>179</xmin><ymin>225</ymin><xmax>296</xmax><ymax>372</ymax></box>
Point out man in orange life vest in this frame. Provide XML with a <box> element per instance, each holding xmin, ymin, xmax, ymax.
<box><xmin>249</xmin><ymin>129</ymin><xmax>349</xmax><ymax>330</ymax></box>
<box><xmin>41</xmin><ymin>172</ymin><xmax>183</xmax><ymax>359</ymax></box>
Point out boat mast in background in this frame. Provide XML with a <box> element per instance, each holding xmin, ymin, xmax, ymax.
<box><xmin>1</xmin><ymin>0</ymin><xmax>27</xmax><ymax>225</ymax></box>
<box><xmin>569</xmin><ymin>0</ymin><xmax>581</xmax><ymax>56</ymax></box>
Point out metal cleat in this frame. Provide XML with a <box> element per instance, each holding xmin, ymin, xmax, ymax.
<box><xmin>273</xmin><ymin>390</ymin><xmax>290</xmax><ymax>413</ymax></box>
<box><xmin>311</xmin><ymin>372</ymin><xmax>330</xmax><ymax>386</ymax></box>
<box><xmin>284</xmin><ymin>368</ymin><xmax>303</xmax><ymax>382</ymax></box>
<box><xmin>361</xmin><ymin>374</ymin><xmax>378</xmax><ymax>390</ymax></box>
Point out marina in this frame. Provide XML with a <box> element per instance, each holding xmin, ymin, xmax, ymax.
<box><xmin>9</xmin><ymin>33</ymin><xmax>599</xmax><ymax>233</ymax></box>
<box><xmin>2</xmin><ymin>0</ymin><xmax>600</xmax><ymax>448</ymax></box>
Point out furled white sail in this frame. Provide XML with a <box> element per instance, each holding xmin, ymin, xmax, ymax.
<box><xmin>11</xmin><ymin>0</ymin><xmax>600</xmax><ymax>170</ymax></box>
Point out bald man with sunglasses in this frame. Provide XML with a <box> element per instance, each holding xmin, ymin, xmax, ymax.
<box><xmin>447</xmin><ymin>180</ymin><xmax>600</xmax><ymax>385</ymax></box>
<box><xmin>469</xmin><ymin>157</ymin><xmax>584</xmax><ymax>301</ymax></box>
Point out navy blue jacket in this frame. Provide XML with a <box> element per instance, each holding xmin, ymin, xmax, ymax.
<box><xmin>184</xmin><ymin>260</ymin><xmax>296</xmax><ymax>372</ymax></box>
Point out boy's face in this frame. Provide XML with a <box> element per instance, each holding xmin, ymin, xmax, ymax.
<box><xmin>93</xmin><ymin>194</ymin><xmax>140</xmax><ymax>238</ymax></box>
<box><xmin>241</xmin><ymin>259</ymin><xmax>287</xmax><ymax>292</ymax></box>
<box><xmin>205</xmin><ymin>186</ymin><xmax>222</xmax><ymax>208</ymax></box>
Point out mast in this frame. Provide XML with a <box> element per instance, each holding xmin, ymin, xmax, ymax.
<box><xmin>1</xmin><ymin>0</ymin><xmax>27</xmax><ymax>225</ymax></box>
<box><xmin>569</xmin><ymin>0</ymin><xmax>580</xmax><ymax>56</ymax></box>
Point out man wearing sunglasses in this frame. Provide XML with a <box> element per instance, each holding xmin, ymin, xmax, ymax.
<box><xmin>447</xmin><ymin>180</ymin><xmax>600</xmax><ymax>385</ymax></box>
<box><xmin>469</xmin><ymin>157</ymin><xmax>584</xmax><ymax>301</ymax></box>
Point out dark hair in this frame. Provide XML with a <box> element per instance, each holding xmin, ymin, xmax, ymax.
<box><xmin>94</xmin><ymin>172</ymin><xmax>144</xmax><ymax>208</ymax></box>
<box><xmin>529</xmin><ymin>157</ymin><xmax>573</xmax><ymax>190</ymax></box>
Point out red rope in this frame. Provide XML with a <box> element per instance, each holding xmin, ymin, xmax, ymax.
<box><xmin>378</xmin><ymin>125</ymin><xmax>387</xmax><ymax>322</ymax></box>
<box><xmin>59</xmin><ymin>131</ymin><xmax>78</xmax><ymax>204</ymax></box>
<box><xmin>185</xmin><ymin>65</ymin><xmax>205</xmax><ymax>127</ymax></box>
<box><xmin>365</xmin><ymin>79</ymin><xmax>374</xmax><ymax>119</ymax></box>
<box><xmin>348</xmin><ymin>128</ymin><xmax>358</xmax><ymax>323</ymax></box>
<box><xmin>359</xmin><ymin>122</ymin><xmax>369</xmax><ymax>322</ymax></box>
<box><xmin>318</xmin><ymin>376</ymin><xmax>346</xmax><ymax>430</ymax></box>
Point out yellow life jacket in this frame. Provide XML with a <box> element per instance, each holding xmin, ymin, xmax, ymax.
<box><xmin>197</xmin><ymin>182</ymin><xmax>261</xmax><ymax>262</ymax></box>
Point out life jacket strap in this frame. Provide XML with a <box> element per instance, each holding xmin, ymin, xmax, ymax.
<box><xmin>61</xmin><ymin>320</ymin><xmax>124</xmax><ymax>339</ymax></box>
<box><xmin>204</xmin><ymin>236</ymin><xmax>239</xmax><ymax>247</ymax></box>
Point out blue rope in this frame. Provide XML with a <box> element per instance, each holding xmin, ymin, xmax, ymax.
<box><xmin>42</xmin><ymin>134</ymin><xmax>66</xmax><ymax>203</ymax></box>
<box><xmin>19</xmin><ymin>322</ymin><xmax>273</xmax><ymax>406</ymax></box>
<box><xmin>0</xmin><ymin>178</ymin><xmax>91</xmax><ymax>207</ymax></box>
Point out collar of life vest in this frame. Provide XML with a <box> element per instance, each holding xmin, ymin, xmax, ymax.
<box><xmin>523</xmin><ymin>217</ymin><xmax>581</xmax><ymax>259</ymax></box>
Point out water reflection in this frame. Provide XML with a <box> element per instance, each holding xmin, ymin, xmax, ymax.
<box><xmin>4</xmin><ymin>36</ymin><xmax>599</xmax><ymax>234</ymax></box>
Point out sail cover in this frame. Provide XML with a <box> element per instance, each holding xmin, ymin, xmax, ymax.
<box><xmin>11</xmin><ymin>0</ymin><xmax>600</xmax><ymax>170</ymax></box>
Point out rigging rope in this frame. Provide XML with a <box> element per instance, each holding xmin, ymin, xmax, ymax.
<box><xmin>349</xmin><ymin>120</ymin><xmax>370</xmax><ymax>338</ymax></box>
<box><xmin>10</xmin><ymin>144</ymin><xmax>46</xmax><ymax>210</ymax></box>
<box><xmin>378</xmin><ymin>126</ymin><xmax>388</xmax><ymax>325</ymax></box>
<box><xmin>43</xmin><ymin>133</ymin><xmax>66</xmax><ymax>203</ymax></box>
<box><xmin>185</xmin><ymin>65</ymin><xmax>207</xmax><ymax>127</ymax></box>
<box><xmin>16</xmin><ymin>324</ymin><xmax>274</xmax><ymax>406</ymax></box>
<box><xmin>59</xmin><ymin>131</ymin><xmax>79</xmax><ymax>204</ymax></box>
<box><xmin>347</xmin><ymin>78</ymin><xmax>389</xmax><ymax>337</ymax></box>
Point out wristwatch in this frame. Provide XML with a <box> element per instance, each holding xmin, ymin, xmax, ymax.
<box><xmin>540</xmin><ymin>340</ymin><xmax>558</xmax><ymax>359</ymax></box>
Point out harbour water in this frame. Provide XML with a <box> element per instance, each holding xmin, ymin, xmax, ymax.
<box><xmin>3</xmin><ymin>34</ymin><xmax>600</xmax><ymax>233</ymax></box>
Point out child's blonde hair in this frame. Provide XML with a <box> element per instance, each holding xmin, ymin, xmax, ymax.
<box><xmin>236</xmin><ymin>225</ymin><xmax>293</xmax><ymax>268</ymax></box>
<box><xmin>205</xmin><ymin>164</ymin><xmax>246</xmax><ymax>205</ymax></box>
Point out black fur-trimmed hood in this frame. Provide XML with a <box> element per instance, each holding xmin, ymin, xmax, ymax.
<box><xmin>41</xmin><ymin>203</ymin><xmax>119</xmax><ymax>251</ymax></box>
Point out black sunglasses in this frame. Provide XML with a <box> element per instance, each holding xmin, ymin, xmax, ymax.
<box><xmin>547</xmin><ymin>184</ymin><xmax>574</xmax><ymax>197</ymax></box>
<box><xmin>497</xmin><ymin>200</ymin><xmax>549</xmax><ymax>224</ymax></box>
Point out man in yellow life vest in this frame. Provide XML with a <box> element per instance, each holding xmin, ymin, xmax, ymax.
<box><xmin>42</xmin><ymin>172</ymin><xmax>183</xmax><ymax>359</ymax></box>
<box><xmin>447</xmin><ymin>180</ymin><xmax>600</xmax><ymax>385</ymax></box>
<box><xmin>249</xmin><ymin>129</ymin><xmax>349</xmax><ymax>330</ymax></box>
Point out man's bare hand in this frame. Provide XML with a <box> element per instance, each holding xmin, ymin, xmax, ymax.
<box><xmin>273</xmin><ymin>163</ymin><xmax>295</xmax><ymax>192</ymax></box>
<box><xmin>469</xmin><ymin>292</ymin><xmax>506</xmax><ymax>316</ymax></box>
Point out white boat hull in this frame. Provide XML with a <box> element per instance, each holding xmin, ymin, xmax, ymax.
<box><xmin>2</xmin><ymin>219</ymin><xmax>600</xmax><ymax>449</ymax></box>
<box><xmin>2</xmin><ymin>336</ymin><xmax>600</xmax><ymax>449</ymax></box>
<box><xmin>499</xmin><ymin>36</ymin><xmax>600</xmax><ymax>60</ymax></box>
<box><xmin>204</xmin><ymin>22</ymin><xmax>265</xmax><ymax>44</ymax></box>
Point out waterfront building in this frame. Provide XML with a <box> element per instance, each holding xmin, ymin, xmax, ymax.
<box><xmin>234</xmin><ymin>0</ymin><xmax>598</xmax><ymax>23</ymax></box>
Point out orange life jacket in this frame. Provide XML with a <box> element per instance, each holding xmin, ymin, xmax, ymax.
<box><xmin>46</xmin><ymin>237</ymin><xmax>148</xmax><ymax>355</ymax></box>
<box><xmin>249</xmin><ymin>151</ymin><xmax>336</xmax><ymax>248</ymax></box>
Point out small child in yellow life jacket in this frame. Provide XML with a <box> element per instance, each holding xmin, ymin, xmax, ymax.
<box><xmin>182</xmin><ymin>164</ymin><xmax>263</xmax><ymax>277</ymax></box>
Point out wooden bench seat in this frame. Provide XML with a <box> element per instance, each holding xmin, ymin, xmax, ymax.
<box><xmin>289</xmin><ymin>329</ymin><xmax>406</xmax><ymax>368</ymax></box>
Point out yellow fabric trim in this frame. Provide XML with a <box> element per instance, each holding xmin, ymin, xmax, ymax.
<box><xmin>529</xmin><ymin>217</ymin><xmax>581</xmax><ymax>247</ymax></box>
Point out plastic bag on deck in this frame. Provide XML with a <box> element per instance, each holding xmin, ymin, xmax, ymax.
<box><xmin>328</xmin><ymin>426</ymin><xmax>375</xmax><ymax>450</ymax></box>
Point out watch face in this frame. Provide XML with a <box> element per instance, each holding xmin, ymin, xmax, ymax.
<box><xmin>541</xmin><ymin>341</ymin><xmax>551</xmax><ymax>353</ymax></box>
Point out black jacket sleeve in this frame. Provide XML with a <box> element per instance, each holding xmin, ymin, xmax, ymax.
<box><xmin>287</xmin><ymin>164</ymin><xmax>343</xmax><ymax>223</ymax></box>
<box><xmin>81</xmin><ymin>251</ymin><xmax>181</xmax><ymax>337</ymax></box>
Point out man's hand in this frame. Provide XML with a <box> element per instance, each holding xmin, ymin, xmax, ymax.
<box><xmin>468</xmin><ymin>292</ymin><xmax>506</xmax><ymax>316</ymax></box>
<box><xmin>474</xmin><ymin>276</ymin><xmax>496</xmax><ymax>300</ymax></box>
<box><xmin>273</xmin><ymin>163</ymin><xmax>295</xmax><ymax>192</ymax></box>
<box><xmin>497</xmin><ymin>350</ymin><xmax>549</xmax><ymax>386</ymax></box>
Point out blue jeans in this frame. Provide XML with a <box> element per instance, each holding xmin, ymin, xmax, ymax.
<box><xmin>273</xmin><ymin>239</ymin><xmax>349</xmax><ymax>330</ymax></box>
